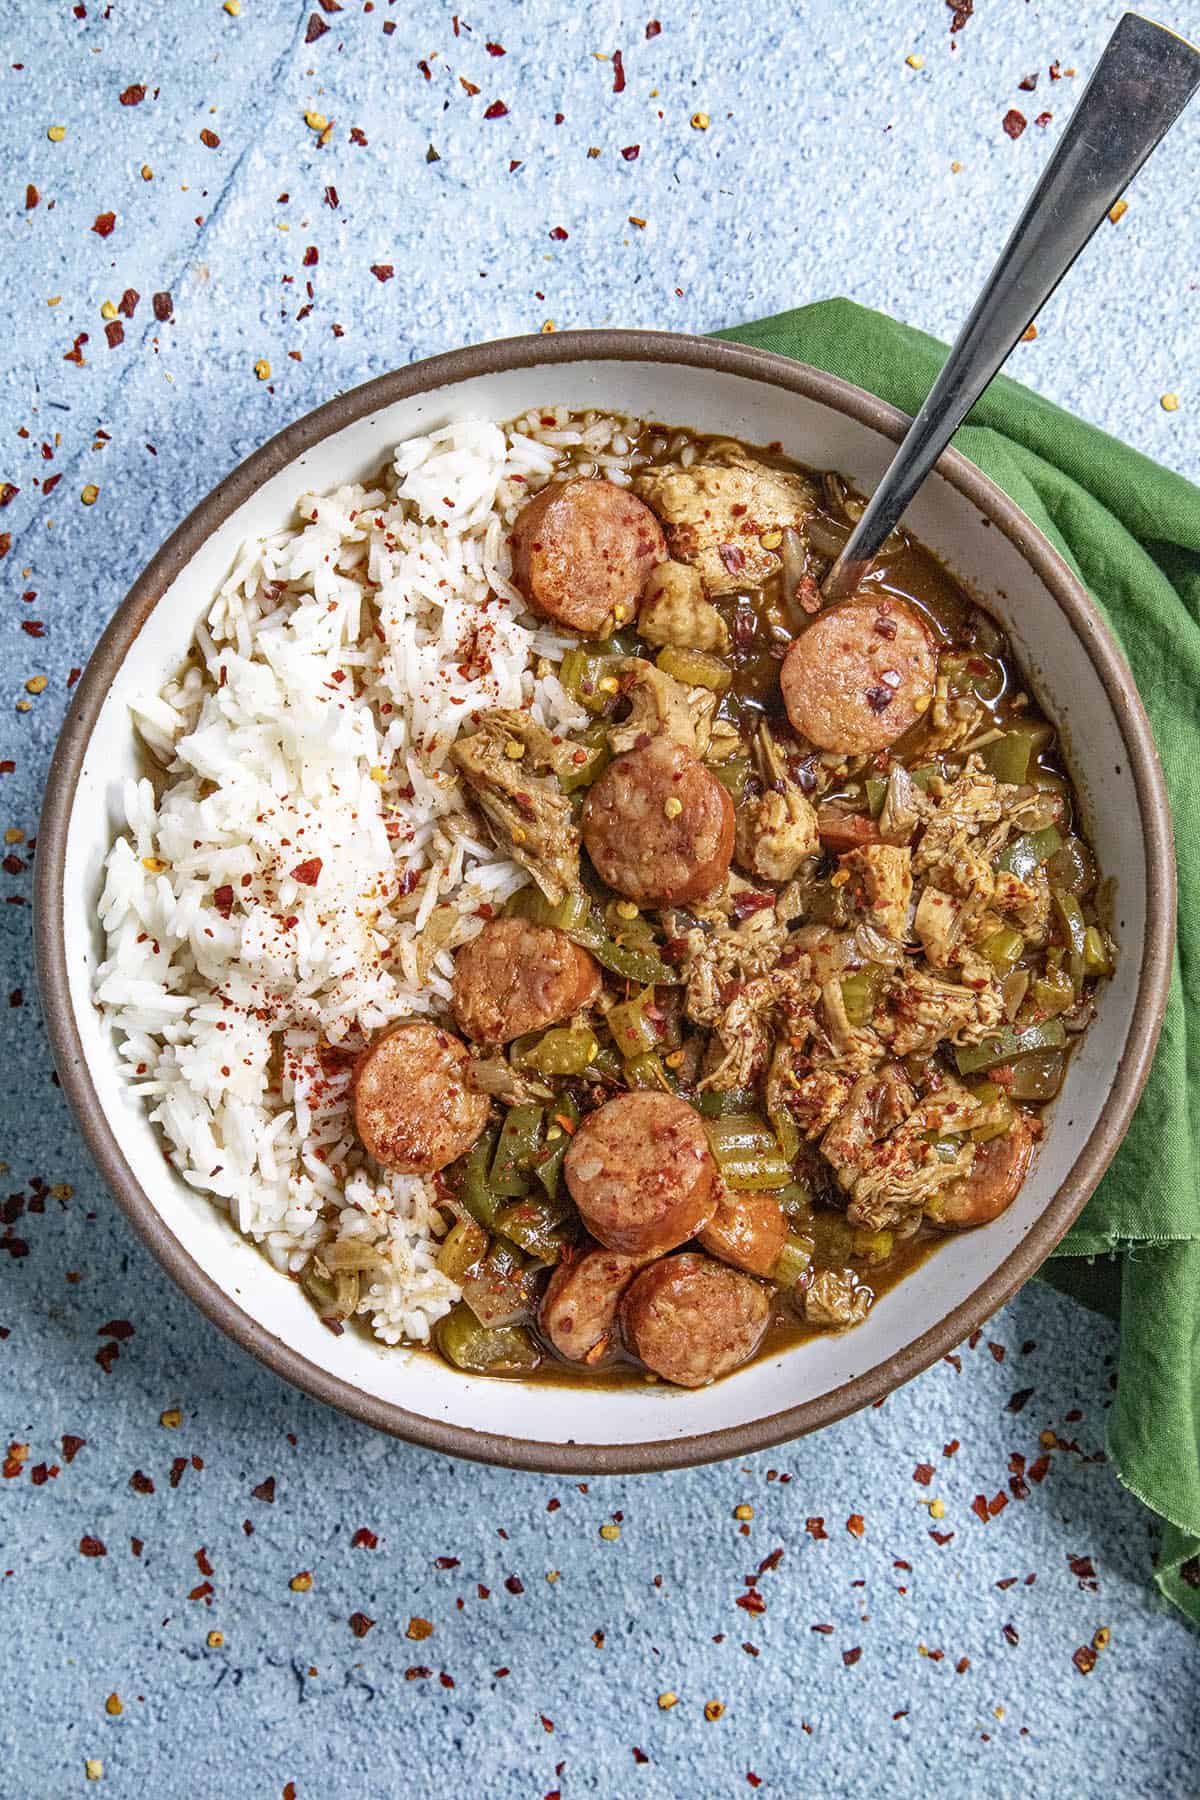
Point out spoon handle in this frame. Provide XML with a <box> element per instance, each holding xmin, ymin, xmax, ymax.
<box><xmin>822</xmin><ymin>12</ymin><xmax>1200</xmax><ymax>601</ymax></box>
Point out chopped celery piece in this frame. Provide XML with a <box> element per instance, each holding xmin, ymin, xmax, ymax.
<box><xmin>558</xmin><ymin>732</ymin><xmax>611</xmax><ymax>794</ymax></box>
<box><xmin>623</xmin><ymin>1052</ymin><xmax>673</xmax><ymax>1092</ymax></box>
<box><xmin>864</xmin><ymin>776</ymin><xmax>888</xmax><ymax>817</ymax></box>
<box><xmin>852</xmin><ymin>1226</ymin><xmax>894</xmax><ymax>1265</ymax></box>
<box><xmin>770</xmin><ymin>1235</ymin><xmax>813</xmax><ymax>1287</ymax></box>
<box><xmin>1030</xmin><ymin>969</ymin><xmax>1075</xmax><ymax>1018</ymax></box>
<box><xmin>910</xmin><ymin>763</ymin><xmax>939</xmax><ymax>791</ymax></box>
<box><xmin>996</xmin><ymin>825</ymin><xmax>1063</xmax><ymax>879</ymax></box>
<box><xmin>606</xmin><ymin>988</ymin><xmax>662</xmax><ymax>1060</ymax></box>
<box><xmin>436</xmin><ymin>1305</ymin><xmax>541</xmax><ymax>1375</ymax></box>
<box><xmin>559</xmin><ymin>647</ymin><xmax>621</xmax><ymax>715</ymax></box>
<box><xmin>505</xmin><ymin>885</ymin><xmax>595</xmax><ymax>935</ymax></box>
<box><xmin>712</xmin><ymin>754</ymin><xmax>752</xmax><ymax>805</ymax></box>
<box><xmin>703</xmin><ymin>1114</ymin><xmax>792</xmax><ymax>1191</ymax></box>
<box><xmin>840</xmin><ymin>963</ymin><xmax>886</xmax><ymax>1027</ymax></box>
<box><xmin>1083</xmin><ymin>926</ymin><xmax>1113</xmax><ymax>977</ymax></box>
<box><xmin>1051</xmin><ymin>887</ymin><xmax>1088</xmax><ymax>989</ymax></box>
<box><xmin>698</xmin><ymin>1087</ymin><xmax>759</xmax><ymax>1119</ymax></box>
<box><xmin>655</xmin><ymin>644</ymin><xmax>732</xmax><ymax>692</ymax></box>
<box><xmin>1046</xmin><ymin>834</ymin><xmax>1096</xmax><ymax>896</ymax></box>
<box><xmin>808</xmin><ymin>1211</ymin><xmax>855</xmax><ymax>1268</ymax></box>
<box><xmin>774</xmin><ymin>1179</ymin><xmax>815</xmax><ymax>1221</ymax></box>
<box><xmin>514</xmin><ymin>1027</ymin><xmax>598</xmax><ymax>1077</ymax></box>
<box><xmin>980</xmin><ymin>926</ymin><xmax>1024</xmax><ymax>970</ymax></box>
<box><xmin>437</xmin><ymin>1217</ymin><xmax>489</xmax><ymax>1283</ymax></box>
<box><xmin>954</xmin><ymin>1017</ymin><xmax>1068</xmax><ymax>1075</ymax></box>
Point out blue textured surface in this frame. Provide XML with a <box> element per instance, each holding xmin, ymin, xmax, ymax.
<box><xmin>2</xmin><ymin>2</ymin><xmax>1199</xmax><ymax>1795</ymax></box>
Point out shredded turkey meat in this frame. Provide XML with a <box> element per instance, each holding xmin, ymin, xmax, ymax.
<box><xmin>451</xmin><ymin>711</ymin><xmax>582</xmax><ymax>903</ymax></box>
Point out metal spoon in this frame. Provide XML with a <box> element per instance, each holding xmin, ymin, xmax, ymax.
<box><xmin>822</xmin><ymin>12</ymin><xmax>1200</xmax><ymax>602</ymax></box>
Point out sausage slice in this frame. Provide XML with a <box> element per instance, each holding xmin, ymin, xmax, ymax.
<box><xmin>565</xmin><ymin>1091</ymin><xmax>717</xmax><ymax>1257</ymax></box>
<box><xmin>510</xmin><ymin>477</ymin><xmax>666</xmax><ymax>635</ymax></box>
<box><xmin>925</xmin><ymin>1113</ymin><xmax>1034</xmax><ymax>1229</ymax></box>
<box><xmin>539</xmin><ymin>1242</ymin><xmax>650</xmax><ymax>1363</ymax></box>
<box><xmin>452</xmin><ymin>918</ymin><xmax>601</xmax><ymax>1046</ymax></box>
<box><xmin>698</xmin><ymin>1189</ymin><xmax>789</xmax><ymax>1277</ymax></box>
<box><xmin>781</xmin><ymin>597</ymin><xmax>937</xmax><ymax>754</ymax></box>
<box><xmin>351</xmin><ymin>1021</ymin><xmax>490</xmax><ymax>1174</ymax></box>
<box><xmin>582</xmin><ymin>736</ymin><xmax>734</xmax><ymax>905</ymax></box>
<box><xmin>622</xmin><ymin>1252</ymin><xmax>771</xmax><ymax>1387</ymax></box>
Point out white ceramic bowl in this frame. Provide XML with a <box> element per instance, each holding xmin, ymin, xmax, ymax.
<box><xmin>34</xmin><ymin>331</ymin><xmax>1174</xmax><ymax>1472</ymax></box>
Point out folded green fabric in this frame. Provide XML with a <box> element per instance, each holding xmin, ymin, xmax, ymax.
<box><xmin>720</xmin><ymin>301</ymin><xmax>1200</xmax><ymax>1623</ymax></box>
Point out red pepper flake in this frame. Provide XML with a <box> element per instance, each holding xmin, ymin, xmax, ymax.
<box><xmin>350</xmin><ymin>127</ymin><xmax>367</xmax><ymax>146</ymax></box>
<box><xmin>946</xmin><ymin>0</ymin><xmax>973</xmax><ymax>32</ymax></box>
<box><xmin>621</xmin><ymin>144</ymin><xmax>640</xmax><ymax>160</ymax></box>
<box><xmin>504</xmin><ymin>1574</ymin><xmax>525</xmax><ymax>1595</ymax></box>
<box><xmin>1028</xmin><ymin>1454</ymin><xmax>1051</xmax><ymax>1484</ymax></box>
<box><xmin>68</xmin><ymin>666</ymin><xmax>81</xmax><ymax>686</ymax></box>
<box><xmin>251</xmin><ymin>1475</ymin><xmax>276</xmax><ymax>1503</ymax></box>
<box><xmin>549</xmin><ymin>226</ymin><xmax>569</xmax><ymax>241</ymax></box>
<box><xmin>31</xmin><ymin>1463</ymin><xmax>59</xmax><ymax>1486</ymax></box>
<box><xmin>169</xmin><ymin>1456</ymin><xmax>188</xmax><ymax>1489</ymax></box>
<box><xmin>484</xmin><ymin>100</ymin><xmax>509</xmax><ymax>119</ymax></box>
<box><xmin>929</xmin><ymin>1529</ymin><xmax>955</xmax><ymax>1545</ymax></box>
<box><xmin>1003</xmin><ymin>110</ymin><xmax>1027</xmax><ymax>140</ymax></box>
<box><xmin>195</xmin><ymin>1546</ymin><xmax>214</xmax><ymax>1577</ymax></box>
<box><xmin>846</xmin><ymin>1514</ymin><xmax>865</xmax><ymax>1539</ymax></box>
<box><xmin>118</xmin><ymin>287</ymin><xmax>140</xmax><ymax>317</ymax></box>
<box><xmin>95</xmin><ymin>1341</ymin><xmax>120</xmax><ymax>1374</ymax></box>
<box><xmin>757</xmin><ymin>1548</ymin><xmax>784</xmax><ymax>1574</ymax></box>
<box><xmin>405</xmin><ymin>1666</ymin><xmax>432</xmax><ymax>1681</ymax></box>
<box><xmin>1035</xmin><ymin>111</ymin><xmax>1053</xmax><ymax>128</ymax></box>
<box><xmin>130</xmin><ymin>1470</ymin><xmax>154</xmax><ymax>1494</ymax></box>
<box><xmin>213</xmin><ymin>885</ymin><xmax>235</xmax><ymax>920</ymax></box>
<box><xmin>1006</xmin><ymin>1386</ymin><xmax>1035</xmax><ymax>1413</ymax></box>
<box><xmin>842</xmin><ymin>1647</ymin><xmax>862</xmax><ymax>1667</ymax></box>
<box><xmin>98</xmin><ymin>1319</ymin><xmax>135</xmax><ymax>1340</ymax></box>
<box><xmin>632</xmin><ymin>1748</ymin><xmax>649</xmax><ymax>1765</ymax></box>
<box><xmin>988</xmin><ymin>1341</ymin><xmax>1005</xmax><ymax>1362</ymax></box>
<box><xmin>913</xmin><ymin>1463</ymin><xmax>934</xmax><ymax>1486</ymax></box>
<box><xmin>434</xmin><ymin>1555</ymin><xmax>460</xmax><ymax>1569</ymax></box>
<box><xmin>646</xmin><ymin>20</ymin><xmax>662</xmax><ymax>37</ymax></box>
<box><xmin>303</xmin><ymin>245</ymin><xmax>319</xmax><ymax>267</ymax></box>
<box><xmin>1002</xmin><ymin>1621</ymin><xmax>1020</xmax><ymax>1646</ymax></box>
<box><xmin>612</xmin><ymin>48</ymin><xmax>626</xmax><ymax>91</ymax></box>
<box><xmin>352</xmin><ymin>1526</ymin><xmax>378</xmax><ymax>1549</ymax></box>
<box><xmin>25</xmin><ymin>183</ymin><xmax>40</xmax><ymax>209</ymax></box>
<box><xmin>290</xmin><ymin>857</ymin><xmax>322</xmax><ymax>886</ymax></box>
<box><xmin>811</xmin><ymin>1623</ymin><xmax>834</xmax><ymax>1635</ymax></box>
<box><xmin>1073</xmin><ymin>1644</ymin><xmax>1097</xmax><ymax>1675</ymax></box>
<box><xmin>1068</xmin><ymin>1553</ymin><xmax>1097</xmax><ymax>1582</ymax></box>
<box><xmin>418</xmin><ymin>59</ymin><xmax>432</xmax><ymax>80</ymax></box>
<box><xmin>736</xmin><ymin>1590</ymin><xmax>767</xmax><ymax>1615</ymax></box>
<box><xmin>305</xmin><ymin>13</ymin><xmax>329</xmax><ymax>42</ymax></box>
<box><xmin>152</xmin><ymin>291</ymin><xmax>173</xmax><ymax>321</ymax></box>
<box><xmin>119</xmin><ymin>84</ymin><xmax>146</xmax><ymax>106</ymax></box>
<box><xmin>988</xmin><ymin>1491</ymin><xmax>1009</xmax><ymax>1517</ymax></box>
<box><xmin>370</xmin><ymin>264</ymin><xmax>394</xmax><ymax>283</ymax></box>
<box><xmin>508</xmin><ymin>160</ymin><xmax>522</xmax><ymax>174</ymax></box>
<box><xmin>62</xmin><ymin>1434</ymin><xmax>86</xmax><ymax>1463</ymax></box>
<box><xmin>1018</xmin><ymin>73</ymin><xmax>1038</xmax><ymax>91</ymax></box>
<box><xmin>718</xmin><ymin>542</ymin><xmax>746</xmax><ymax>574</ymax></box>
<box><xmin>105</xmin><ymin>320</ymin><xmax>125</xmax><ymax>349</ymax></box>
<box><xmin>349</xmin><ymin>1611</ymin><xmax>375</xmax><ymax>1637</ymax></box>
<box><xmin>324</xmin><ymin>184</ymin><xmax>339</xmax><ymax>209</ymax></box>
<box><xmin>43</xmin><ymin>473</ymin><xmax>62</xmax><ymax>497</ymax></box>
<box><xmin>0</xmin><ymin>484</ymin><xmax>18</xmax><ymax>508</ymax></box>
<box><xmin>460</xmin><ymin>77</ymin><xmax>481</xmax><ymax>97</ymax></box>
<box><xmin>92</xmin><ymin>211</ymin><xmax>117</xmax><ymax>237</ymax></box>
<box><xmin>804</xmin><ymin>1517</ymin><xmax>828</xmax><ymax>1540</ymax></box>
<box><xmin>200</xmin><ymin>128</ymin><xmax>221</xmax><ymax>149</ymax></box>
<box><xmin>188</xmin><ymin>1580</ymin><xmax>213</xmax><ymax>1602</ymax></box>
<box><xmin>486</xmin><ymin>41</ymin><xmax>506</xmax><ymax>55</ymax></box>
<box><xmin>80</xmin><ymin>1535</ymin><xmax>107</xmax><ymax>1557</ymax></box>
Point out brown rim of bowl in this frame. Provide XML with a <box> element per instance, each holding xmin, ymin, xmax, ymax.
<box><xmin>33</xmin><ymin>328</ymin><xmax>1176</xmax><ymax>1475</ymax></box>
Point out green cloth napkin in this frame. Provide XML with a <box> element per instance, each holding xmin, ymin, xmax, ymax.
<box><xmin>720</xmin><ymin>300</ymin><xmax>1200</xmax><ymax>1623</ymax></box>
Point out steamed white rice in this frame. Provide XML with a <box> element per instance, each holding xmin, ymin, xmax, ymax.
<box><xmin>95</xmin><ymin>410</ymin><xmax>645</xmax><ymax>1346</ymax></box>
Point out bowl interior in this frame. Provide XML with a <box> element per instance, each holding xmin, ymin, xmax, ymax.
<box><xmin>50</xmin><ymin>345</ymin><xmax>1157</xmax><ymax>1468</ymax></box>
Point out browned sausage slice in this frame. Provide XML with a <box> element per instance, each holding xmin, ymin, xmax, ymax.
<box><xmin>582</xmin><ymin>737</ymin><xmax>735</xmax><ymax>905</ymax></box>
<box><xmin>925</xmin><ymin>1113</ymin><xmax>1035</xmax><ymax>1229</ymax></box>
<box><xmin>565</xmin><ymin>1090</ymin><xmax>717</xmax><ymax>1257</ymax></box>
<box><xmin>351</xmin><ymin>1021</ymin><xmax>490</xmax><ymax>1174</ymax></box>
<box><xmin>622</xmin><ymin>1252</ymin><xmax>771</xmax><ymax>1387</ymax></box>
<box><xmin>510</xmin><ymin>477</ymin><xmax>666</xmax><ymax>635</ymax></box>
<box><xmin>452</xmin><ymin>917</ymin><xmax>602</xmax><ymax>1047</ymax></box>
<box><xmin>539</xmin><ymin>1242</ymin><xmax>650</xmax><ymax>1363</ymax></box>
<box><xmin>698</xmin><ymin>1189</ymin><xmax>789</xmax><ymax>1277</ymax></box>
<box><xmin>780</xmin><ymin>597</ymin><xmax>937</xmax><ymax>754</ymax></box>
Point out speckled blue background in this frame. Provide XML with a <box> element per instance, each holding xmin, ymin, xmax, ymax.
<box><xmin>2</xmin><ymin>2</ymin><xmax>1199</xmax><ymax>1795</ymax></box>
